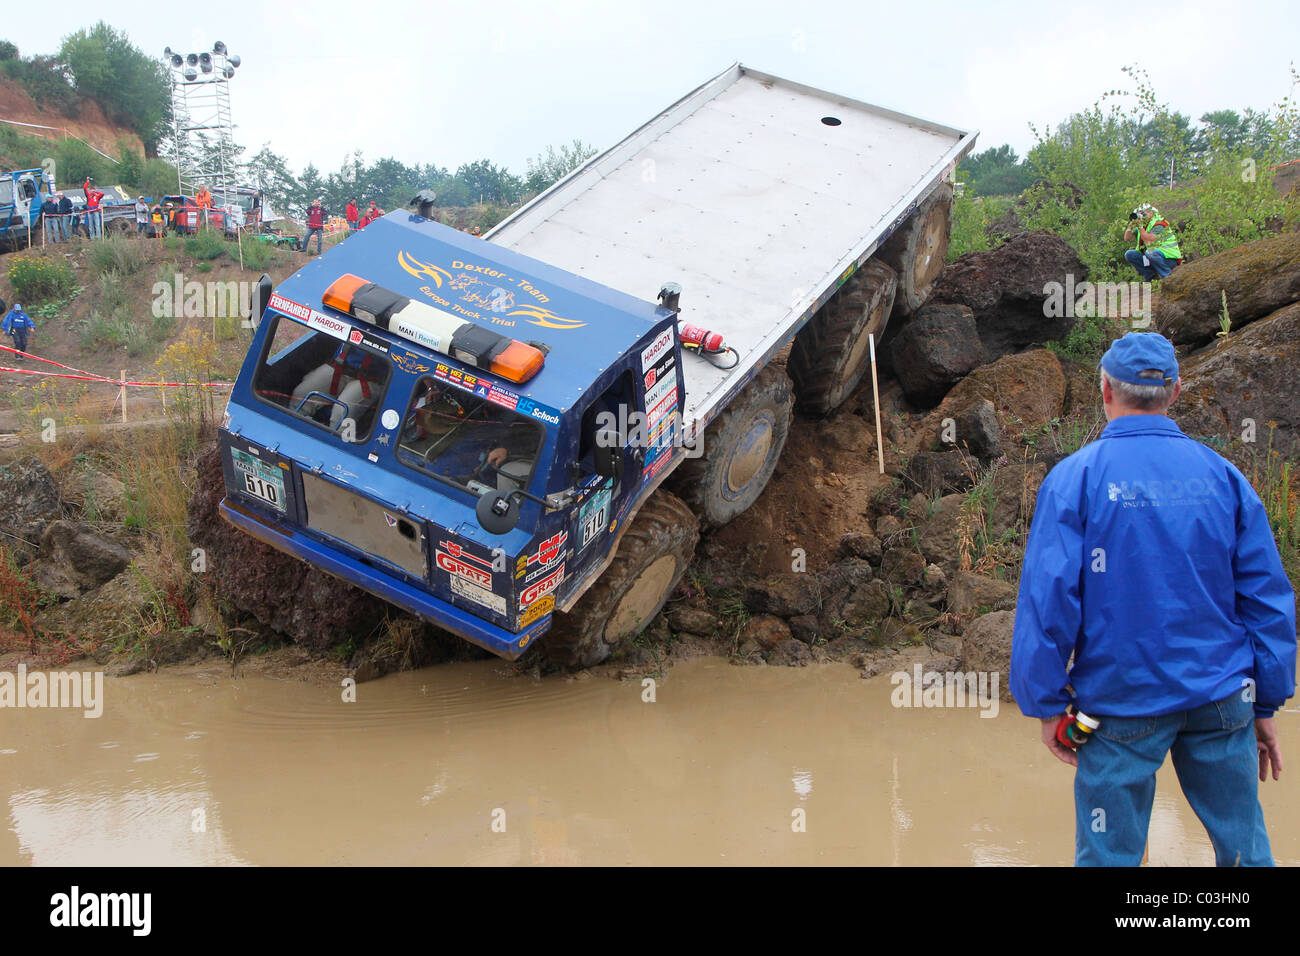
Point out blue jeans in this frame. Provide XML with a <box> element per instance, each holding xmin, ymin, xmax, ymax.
<box><xmin>87</xmin><ymin>209</ymin><xmax>102</xmax><ymax>238</ymax></box>
<box><xmin>1124</xmin><ymin>248</ymin><xmax>1177</xmax><ymax>280</ymax></box>
<box><xmin>1074</xmin><ymin>691</ymin><xmax>1272</xmax><ymax>866</ymax></box>
<box><xmin>303</xmin><ymin>227</ymin><xmax>323</xmax><ymax>253</ymax></box>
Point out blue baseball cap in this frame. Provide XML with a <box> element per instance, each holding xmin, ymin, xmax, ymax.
<box><xmin>1101</xmin><ymin>331</ymin><xmax>1179</xmax><ymax>386</ymax></box>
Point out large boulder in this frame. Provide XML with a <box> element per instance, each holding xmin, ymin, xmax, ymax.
<box><xmin>1156</xmin><ymin>232</ymin><xmax>1300</xmax><ymax>347</ymax></box>
<box><xmin>960</xmin><ymin>609</ymin><xmax>1016</xmax><ymax>702</ymax></box>
<box><xmin>889</xmin><ymin>303</ymin><xmax>985</xmax><ymax>407</ymax></box>
<box><xmin>914</xmin><ymin>493</ymin><xmax>967</xmax><ymax>573</ymax></box>
<box><xmin>1173</xmin><ymin>301</ymin><xmax>1300</xmax><ymax>459</ymax></box>
<box><xmin>919</xmin><ymin>349</ymin><xmax>1068</xmax><ymax>449</ymax></box>
<box><xmin>904</xmin><ymin>449</ymin><xmax>978</xmax><ymax>498</ymax></box>
<box><xmin>0</xmin><ymin>456</ymin><xmax>63</xmax><ymax>563</ymax></box>
<box><xmin>28</xmin><ymin>521</ymin><xmax>134</xmax><ymax>599</ymax></box>
<box><xmin>930</xmin><ymin>230</ymin><xmax>1087</xmax><ymax>361</ymax></box>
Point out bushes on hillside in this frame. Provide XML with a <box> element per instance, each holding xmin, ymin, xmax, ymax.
<box><xmin>7</xmin><ymin>255</ymin><xmax>78</xmax><ymax>305</ymax></box>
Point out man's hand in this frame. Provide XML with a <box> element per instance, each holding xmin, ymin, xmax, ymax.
<box><xmin>486</xmin><ymin>446</ymin><xmax>508</xmax><ymax>468</ymax></box>
<box><xmin>1256</xmin><ymin>717</ymin><xmax>1283</xmax><ymax>782</ymax></box>
<box><xmin>1041</xmin><ymin>715</ymin><xmax>1079</xmax><ymax>767</ymax></box>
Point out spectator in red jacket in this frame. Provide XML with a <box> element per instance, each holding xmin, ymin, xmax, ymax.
<box><xmin>302</xmin><ymin>199</ymin><xmax>326</xmax><ymax>254</ymax></box>
<box><xmin>345</xmin><ymin>198</ymin><xmax>359</xmax><ymax>233</ymax></box>
<box><xmin>359</xmin><ymin>200</ymin><xmax>382</xmax><ymax>229</ymax></box>
<box><xmin>83</xmin><ymin>177</ymin><xmax>105</xmax><ymax>239</ymax></box>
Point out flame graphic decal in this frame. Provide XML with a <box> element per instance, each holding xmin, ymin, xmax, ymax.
<box><xmin>398</xmin><ymin>251</ymin><xmax>454</xmax><ymax>288</ymax></box>
<box><xmin>507</xmin><ymin>306</ymin><xmax>587</xmax><ymax>330</ymax></box>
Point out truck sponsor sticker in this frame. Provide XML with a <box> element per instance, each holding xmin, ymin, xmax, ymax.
<box><xmin>519</xmin><ymin>594</ymin><xmax>554</xmax><ymax>627</ymax></box>
<box><xmin>520</xmin><ymin>564</ymin><xmax>564</xmax><ymax>609</ymax></box>
<box><xmin>449</xmin><ymin>575</ymin><xmax>507</xmax><ymax>615</ymax></box>
<box><xmin>231</xmin><ymin>448</ymin><xmax>286</xmax><ymax>512</ymax></box>
<box><xmin>578</xmin><ymin>487</ymin><xmax>611</xmax><ymax>549</ymax></box>
<box><xmin>430</xmin><ymin>362</ymin><xmax>561</xmax><ymax>426</ymax></box>
<box><xmin>269</xmin><ymin>292</ymin><xmax>351</xmax><ymax>341</ymax></box>
<box><xmin>641</xmin><ymin>328</ymin><xmax>674</xmax><ymax>372</ymax></box>
<box><xmin>438</xmin><ymin>539</ymin><xmax>496</xmax><ymax>571</ymax></box>
<box><xmin>436</xmin><ymin>549</ymin><xmax>493</xmax><ymax>589</ymax></box>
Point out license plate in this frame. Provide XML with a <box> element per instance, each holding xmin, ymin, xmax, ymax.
<box><xmin>232</xmin><ymin>449</ymin><xmax>287</xmax><ymax>512</ymax></box>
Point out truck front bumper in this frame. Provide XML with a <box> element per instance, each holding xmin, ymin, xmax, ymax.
<box><xmin>220</xmin><ymin>499</ymin><xmax>547</xmax><ymax>660</ymax></box>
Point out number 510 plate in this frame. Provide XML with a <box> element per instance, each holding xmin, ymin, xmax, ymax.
<box><xmin>231</xmin><ymin>449</ymin><xmax>287</xmax><ymax>512</ymax></box>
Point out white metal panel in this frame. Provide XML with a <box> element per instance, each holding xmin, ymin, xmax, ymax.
<box><xmin>490</xmin><ymin>65</ymin><xmax>976</xmax><ymax>426</ymax></box>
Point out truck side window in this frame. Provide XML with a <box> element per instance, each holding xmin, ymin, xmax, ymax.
<box><xmin>251</xmin><ymin>313</ymin><xmax>391</xmax><ymax>441</ymax></box>
<box><xmin>579</xmin><ymin>370</ymin><xmax>637</xmax><ymax>461</ymax></box>
<box><xmin>396</xmin><ymin>376</ymin><xmax>544</xmax><ymax>495</ymax></box>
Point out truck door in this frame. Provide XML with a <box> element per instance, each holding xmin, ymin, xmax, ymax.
<box><xmin>570</xmin><ymin>369</ymin><xmax>641</xmax><ymax>573</ymax></box>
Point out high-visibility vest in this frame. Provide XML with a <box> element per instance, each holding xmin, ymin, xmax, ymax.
<box><xmin>1136</xmin><ymin>210</ymin><xmax>1182</xmax><ymax>259</ymax></box>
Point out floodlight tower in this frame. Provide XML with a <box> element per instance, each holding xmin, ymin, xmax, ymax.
<box><xmin>162</xmin><ymin>42</ymin><xmax>243</xmax><ymax>205</ymax></box>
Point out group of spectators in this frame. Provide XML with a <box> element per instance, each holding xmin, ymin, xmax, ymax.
<box><xmin>300</xmin><ymin>198</ymin><xmax>385</xmax><ymax>254</ymax></box>
<box><xmin>39</xmin><ymin>177</ymin><xmax>106</xmax><ymax>242</ymax></box>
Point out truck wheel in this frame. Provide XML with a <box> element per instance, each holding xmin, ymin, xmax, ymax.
<box><xmin>107</xmin><ymin>218</ymin><xmax>131</xmax><ymax>237</ymax></box>
<box><xmin>541</xmin><ymin>491</ymin><xmax>699</xmax><ymax>668</ymax></box>
<box><xmin>668</xmin><ymin>363</ymin><xmax>793</xmax><ymax>528</ymax></box>
<box><xmin>787</xmin><ymin>259</ymin><xmax>897</xmax><ymax>416</ymax></box>
<box><xmin>877</xmin><ymin>182</ymin><xmax>953</xmax><ymax>316</ymax></box>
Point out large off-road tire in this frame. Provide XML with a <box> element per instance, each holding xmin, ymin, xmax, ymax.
<box><xmin>787</xmin><ymin>259</ymin><xmax>897</xmax><ymax>416</ymax></box>
<box><xmin>541</xmin><ymin>491</ymin><xmax>699</xmax><ymax>669</ymax></box>
<box><xmin>877</xmin><ymin>182</ymin><xmax>953</xmax><ymax>316</ymax></box>
<box><xmin>668</xmin><ymin>363</ymin><xmax>793</xmax><ymax>528</ymax></box>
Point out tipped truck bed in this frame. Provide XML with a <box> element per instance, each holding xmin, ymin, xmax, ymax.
<box><xmin>488</xmin><ymin>63</ymin><xmax>978</xmax><ymax>432</ymax></box>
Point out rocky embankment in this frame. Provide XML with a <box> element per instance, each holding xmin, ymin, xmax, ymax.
<box><xmin>3</xmin><ymin>228</ymin><xmax>1297</xmax><ymax>687</ymax></box>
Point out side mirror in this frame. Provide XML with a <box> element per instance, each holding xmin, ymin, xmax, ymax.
<box><xmin>477</xmin><ymin>490</ymin><xmax>521</xmax><ymax>535</ymax></box>
<box><xmin>594</xmin><ymin>430</ymin><xmax>624</xmax><ymax>480</ymax></box>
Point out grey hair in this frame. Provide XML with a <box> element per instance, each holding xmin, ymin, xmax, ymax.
<box><xmin>1100</xmin><ymin>367</ymin><xmax>1178</xmax><ymax>411</ymax></box>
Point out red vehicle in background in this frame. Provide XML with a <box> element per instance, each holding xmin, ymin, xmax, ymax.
<box><xmin>162</xmin><ymin>194</ymin><xmax>230</xmax><ymax>234</ymax></box>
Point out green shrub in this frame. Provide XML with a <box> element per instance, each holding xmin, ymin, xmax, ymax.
<box><xmin>236</xmin><ymin>238</ymin><xmax>280</xmax><ymax>271</ymax></box>
<box><xmin>184</xmin><ymin>228</ymin><xmax>228</xmax><ymax>261</ymax></box>
<box><xmin>7</xmin><ymin>254</ymin><xmax>78</xmax><ymax>305</ymax></box>
<box><xmin>949</xmin><ymin>192</ymin><xmax>1014</xmax><ymax>261</ymax></box>
<box><xmin>88</xmin><ymin>233</ymin><xmax>146</xmax><ymax>278</ymax></box>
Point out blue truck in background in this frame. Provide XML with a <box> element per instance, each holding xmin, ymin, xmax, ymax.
<box><xmin>214</xmin><ymin>65</ymin><xmax>976</xmax><ymax>666</ymax></box>
<box><xmin>0</xmin><ymin>167</ymin><xmax>55</xmax><ymax>249</ymax></box>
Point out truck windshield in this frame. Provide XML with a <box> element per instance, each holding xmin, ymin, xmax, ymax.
<box><xmin>396</xmin><ymin>377</ymin><xmax>544</xmax><ymax>496</ymax></box>
<box><xmin>251</xmin><ymin>313</ymin><xmax>391</xmax><ymax>441</ymax></box>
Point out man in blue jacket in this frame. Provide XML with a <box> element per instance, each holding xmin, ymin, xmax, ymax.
<box><xmin>3</xmin><ymin>303</ymin><xmax>36</xmax><ymax>360</ymax></box>
<box><xmin>1010</xmin><ymin>332</ymin><xmax>1296</xmax><ymax>866</ymax></box>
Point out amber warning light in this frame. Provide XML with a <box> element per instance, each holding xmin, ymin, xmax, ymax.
<box><xmin>322</xmin><ymin>273</ymin><xmax>545</xmax><ymax>385</ymax></box>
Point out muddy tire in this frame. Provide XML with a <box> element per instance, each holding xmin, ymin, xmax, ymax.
<box><xmin>877</xmin><ymin>182</ymin><xmax>953</xmax><ymax>316</ymax></box>
<box><xmin>668</xmin><ymin>363</ymin><xmax>793</xmax><ymax>528</ymax></box>
<box><xmin>788</xmin><ymin>259</ymin><xmax>897</xmax><ymax>416</ymax></box>
<box><xmin>107</xmin><ymin>218</ymin><xmax>132</xmax><ymax>237</ymax></box>
<box><xmin>541</xmin><ymin>491</ymin><xmax>699</xmax><ymax>669</ymax></box>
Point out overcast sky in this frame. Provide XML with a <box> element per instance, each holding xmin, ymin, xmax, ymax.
<box><xmin>7</xmin><ymin>0</ymin><xmax>1298</xmax><ymax>179</ymax></box>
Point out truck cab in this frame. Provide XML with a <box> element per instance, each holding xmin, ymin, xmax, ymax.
<box><xmin>0</xmin><ymin>168</ymin><xmax>55</xmax><ymax>247</ymax></box>
<box><xmin>219</xmin><ymin>210</ymin><xmax>685</xmax><ymax>659</ymax></box>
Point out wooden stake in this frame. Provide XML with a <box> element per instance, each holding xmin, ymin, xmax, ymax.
<box><xmin>869</xmin><ymin>333</ymin><xmax>885</xmax><ymax>475</ymax></box>
<box><xmin>120</xmin><ymin>370</ymin><xmax>127</xmax><ymax>423</ymax></box>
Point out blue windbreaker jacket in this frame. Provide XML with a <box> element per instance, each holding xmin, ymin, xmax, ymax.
<box><xmin>1010</xmin><ymin>414</ymin><xmax>1296</xmax><ymax>719</ymax></box>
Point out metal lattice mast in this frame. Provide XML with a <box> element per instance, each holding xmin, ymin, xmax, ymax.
<box><xmin>163</xmin><ymin>43</ymin><xmax>242</xmax><ymax>205</ymax></box>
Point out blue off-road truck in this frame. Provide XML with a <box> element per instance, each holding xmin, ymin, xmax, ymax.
<box><xmin>215</xmin><ymin>64</ymin><xmax>975</xmax><ymax>666</ymax></box>
<box><xmin>0</xmin><ymin>167</ymin><xmax>55</xmax><ymax>249</ymax></box>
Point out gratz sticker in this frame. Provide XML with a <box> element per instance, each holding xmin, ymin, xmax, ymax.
<box><xmin>519</xmin><ymin>565</ymin><xmax>564</xmax><ymax>609</ymax></box>
<box><xmin>436</xmin><ymin>549</ymin><xmax>492</xmax><ymax>589</ymax></box>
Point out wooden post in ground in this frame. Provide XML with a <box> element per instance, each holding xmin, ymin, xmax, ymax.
<box><xmin>120</xmin><ymin>370</ymin><xmax>127</xmax><ymax>423</ymax></box>
<box><xmin>869</xmin><ymin>333</ymin><xmax>885</xmax><ymax>475</ymax></box>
